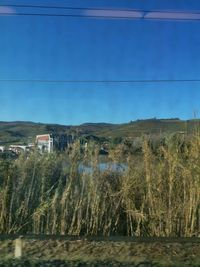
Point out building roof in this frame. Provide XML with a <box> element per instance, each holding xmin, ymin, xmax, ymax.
<box><xmin>36</xmin><ymin>135</ymin><xmax>50</xmax><ymax>142</ymax></box>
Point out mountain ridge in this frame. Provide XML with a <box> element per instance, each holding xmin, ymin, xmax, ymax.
<box><xmin>0</xmin><ymin>118</ymin><xmax>198</xmax><ymax>145</ymax></box>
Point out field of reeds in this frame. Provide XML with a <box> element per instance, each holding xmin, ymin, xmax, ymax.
<box><xmin>0</xmin><ymin>132</ymin><xmax>199</xmax><ymax>237</ymax></box>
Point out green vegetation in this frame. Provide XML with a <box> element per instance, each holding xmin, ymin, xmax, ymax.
<box><xmin>0</xmin><ymin>118</ymin><xmax>199</xmax><ymax>145</ymax></box>
<box><xmin>0</xmin><ymin>130</ymin><xmax>199</xmax><ymax>237</ymax></box>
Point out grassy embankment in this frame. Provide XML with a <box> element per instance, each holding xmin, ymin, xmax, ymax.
<box><xmin>0</xmin><ymin>239</ymin><xmax>200</xmax><ymax>266</ymax></box>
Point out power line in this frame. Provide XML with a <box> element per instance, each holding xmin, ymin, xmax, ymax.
<box><xmin>0</xmin><ymin>13</ymin><xmax>110</xmax><ymax>19</ymax></box>
<box><xmin>0</xmin><ymin>13</ymin><xmax>200</xmax><ymax>22</ymax></box>
<box><xmin>1</xmin><ymin>79</ymin><xmax>200</xmax><ymax>84</ymax></box>
<box><xmin>0</xmin><ymin>5</ymin><xmax>200</xmax><ymax>21</ymax></box>
<box><xmin>1</xmin><ymin>4</ymin><xmax>200</xmax><ymax>15</ymax></box>
<box><xmin>1</xmin><ymin>4</ymin><xmax>144</xmax><ymax>12</ymax></box>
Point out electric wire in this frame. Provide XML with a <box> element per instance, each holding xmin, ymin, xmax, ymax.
<box><xmin>0</xmin><ymin>4</ymin><xmax>200</xmax><ymax>21</ymax></box>
<box><xmin>0</xmin><ymin>79</ymin><xmax>200</xmax><ymax>84</ymax></box>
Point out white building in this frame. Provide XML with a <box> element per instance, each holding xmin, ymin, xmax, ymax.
<box><xmin>36</xmin><ymin>134</ymin><xmax>53</xmax><ymax>153</ymax></box>
<box><xmin>9</xmin><ymin>145</ymin><xmax>27</xmax><ymax>154</ymax></box>
<box><xmin>0</xmin><ymin>146</ymin><xmax>5</xmax><ymax>152</ymax></box>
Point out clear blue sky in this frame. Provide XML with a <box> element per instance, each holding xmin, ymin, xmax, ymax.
<box><xmin>1</xmin><ymin>0</ymin><xmax>200</xmax><ymax>125</ymax></box>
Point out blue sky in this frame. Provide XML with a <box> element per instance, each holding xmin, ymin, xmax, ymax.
<box><xmin>0</xmin><ymin>0</ymin><xmax>200</xmax><ymax>125</ymax></box>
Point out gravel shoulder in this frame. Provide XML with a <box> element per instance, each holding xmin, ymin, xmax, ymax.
<box><xmin>0</xmin><ymin>239</ymin><xmax>200</xmax><ymax>266</ymax></box>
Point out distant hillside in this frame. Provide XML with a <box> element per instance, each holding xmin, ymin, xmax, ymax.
<box><xmin>0</xmin><ymin>119</ymin><xmax>199</xmax><ymax>145</ymax></box>
<box><xmin>77</xmin><ymin>119</ymin><xmax>199</xmax><ymax>139</ymax></box>
<box><xmin>0</xmin><ymin>122</ymin><xmax>70</xmax><ymax>145</ymax></box>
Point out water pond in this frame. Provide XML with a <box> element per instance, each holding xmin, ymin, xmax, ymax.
<box><xmin>78</xmin><ymin>162</ymin><xmax>127</xmax><ymax>174</ymax></box>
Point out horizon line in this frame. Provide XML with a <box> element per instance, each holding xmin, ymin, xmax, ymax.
<box><xmin>0</xmin><ymin>117</ymin><xmax>199</xmax><ymax>126</ymax></box>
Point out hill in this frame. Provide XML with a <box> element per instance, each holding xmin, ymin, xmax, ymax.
<box><xmin>0</xmin><ymin>121</ymin><xmax>70</xmax><ymax>145</ymax></box>
<box><xmin>77</xmin><ymin>119</ymin><xmax>198</xmax><ymax>139</ymax></box>
<box><xmin>0</xmin><ymin>119</ymin><xmax>199</xmax><ymax>145</ymax></box>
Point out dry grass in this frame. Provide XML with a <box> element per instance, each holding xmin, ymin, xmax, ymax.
<box><xmin>0</xmin><ymin>133</ymin><xmax>199</xmax><ymax>237</ymax></box>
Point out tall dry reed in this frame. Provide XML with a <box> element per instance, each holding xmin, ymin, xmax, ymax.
<box><xmin>0</xmin><ymin>135</ymin><xmax>199</xmax><ymax>236</ymax></box>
